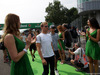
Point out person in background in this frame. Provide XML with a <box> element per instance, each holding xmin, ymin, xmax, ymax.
<box><xmin>31</xmin><ymin>30</ymin><xmax>40</xmax><ymax>61</ymax></box>
<box><xmin>36</xmin><ymin>29</ymin><xmax>40</xmax><ymax>35</ymax></box>
<box><xmin>21</xmin><ymin>32</ymin><xmax>27</xmax><ymax>45</ymax></box>
<box><xmin>70</xmin><ymin>26</ymin><xmax>78</xmax><ymax>43</ymax></box>
<box><xmin>86</xmin><ymin>18</ymin><xmax>100</xmax><ymax>75</ymax></box>
<box><xmin>0</xmin><ymin>37</ymin><xmax>9</xmax><ymax>63</ymax></box>
<box><xmin>57</xmin><ymin>25</ymin><xmax>66</xmax><ymax>64</ymax></box>
<box><xmin>62</xmin><ymin>23</ymin><xmax>73</xmax><ymax>49</ymax></box>
<box><xmin>36</xmin><ymin>22</ymin><xmax>55</xmax><ymax>75</ymax></box>
<box><xmin>3</xmin><ymin>49</ymin><xmax>9</xmax><ymax>63</ymax></box>
<box><xmin>62</xmin><ymin>24</ymin><xmax>73</xmax><ymax>61</ymax></box>
<box><xmin>28</xmin><ymin>29</ymin><xmax>35</xmax><ymax>61</ymax></box>
<box><xmin>69</xmin><ymin>43</ymin><xmax>88</xmax><ymax>72</ymax></box>
<box><xmin>76</xmin><ymin>28</ymin><xmax>81</xmax><ymax>43</ymax></box>
<box><xmin>2</xmin><ymin>13</ymin><xmax>34</xmax><ymax>75</ymax></box>
<box><xmin>50</xmin><ymin>25</ymin><xmax>64</xmax><ymax>75</ymax></box>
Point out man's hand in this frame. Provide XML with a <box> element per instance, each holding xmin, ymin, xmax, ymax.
<box><xmin>42</xmin><ymin>59</ymin><xmax>47</xmax><ymax>65</ymax></box>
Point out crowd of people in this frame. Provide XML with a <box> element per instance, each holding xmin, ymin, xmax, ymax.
<box><xmin>0</xmin><ymin>13</ymin><xmax>100</xmax><ymax>75</ymax></box>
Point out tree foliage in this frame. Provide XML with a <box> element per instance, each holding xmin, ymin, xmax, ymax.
<box><xmin>45</xmin><ymin>1</ymin><xmax>68</xmax><ymax>25</ymax></box>
<box><xmin>45</xmin><ymin>1</ymin><xmax>79</xmax><ymax>25</ymax></box>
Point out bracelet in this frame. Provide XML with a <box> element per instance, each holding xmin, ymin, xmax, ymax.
<box><xmin>23</xmin><ymin>48</ymin><xmax>27</xmax><ymax>53</ymax></box>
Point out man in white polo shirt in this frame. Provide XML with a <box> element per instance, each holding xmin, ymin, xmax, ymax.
<box><xmin>69</xmin><ymin>43</ymin><xmax>88</xmax><ymax>72</ymax></box>
<box><xmin>36</xmin><ymin>22</ymin><xmax>55</xmax><ymax>75</ymax></box>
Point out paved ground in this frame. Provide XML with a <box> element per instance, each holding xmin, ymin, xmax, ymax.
<box><xmin>0</xmin><ymin>36</ymin><xmax>100</xmax><ymax>75</ymax></box>
<box><xmin>0</xmin><ymin>50</ymin><xmax>10</xmax><ymax>75</ymax></box>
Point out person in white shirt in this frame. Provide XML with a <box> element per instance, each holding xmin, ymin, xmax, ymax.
<box><xmin>36</xmin><ymin>22</ymin><xmax>55</xmax><ymax>75</ymax></box>
<box><xmin>69</xmin><ymin>43</ymin><xmax>88</xmax><ymax>71</ymax></box>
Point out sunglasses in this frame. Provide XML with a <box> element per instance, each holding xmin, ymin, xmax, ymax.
<box><xmin>44</xmin><ymin>26</ymin><xmax>49</xmax><ymax>28</ymax></box>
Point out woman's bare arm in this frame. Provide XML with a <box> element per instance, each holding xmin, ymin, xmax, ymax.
<box><xmin>4</xmin><ymin>34</ymin><xmax>31</xmax><ymax>62</ymax></box>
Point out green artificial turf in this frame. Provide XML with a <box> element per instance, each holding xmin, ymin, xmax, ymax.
<box><xmin>27</xmin><ymin>50</ymin><xmax>89</xmax><ymax>75</ymax></box>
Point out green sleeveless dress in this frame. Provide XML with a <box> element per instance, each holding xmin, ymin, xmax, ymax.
<box><xmin>86</xmin><ymin>29</ymin><xmax>100</xmax><ymax>60</ymax></box>
<box><xmin>7</xmin><ymin>35</ymin><xmax>34</xmax><ymax>75</ymax></box>
<box><xmin>58</xmin><ymin>33</ymin><xmax>65</xmax><ymax>50</ymax></box>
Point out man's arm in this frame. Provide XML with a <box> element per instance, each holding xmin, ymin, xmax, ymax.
<box><xmin>36</xmin><ymin>43</ymin><xmax>43</xmax><ymax>60</ymax></box>
<box><xmin>69</xmin><ymin>50</ymin><xmax>75</xmax><ymax>55</ymax></box>
<box><xmin>51</xmin><ymin>42</ymin><xmax>55</xmax><ymax>53</ymax></box>
<box><xmin>36</xmin><ymin>43</ymin><xmax>47</xmax><ymax>65</ymax></box>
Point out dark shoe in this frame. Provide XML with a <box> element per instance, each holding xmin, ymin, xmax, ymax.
<box><xmin>32</xmin><ymin>58</ymin><xmax>34</xmax><ymax>61</ymax></box>
<box><xmin>75</xmin><ymin>69</ymin><xmax>83</xmax><ymax>72</ymax></box>
<box><xmin>33</xmin><ymin>55</ymin><xmax>35</xmax><ymax>58</ymax></box>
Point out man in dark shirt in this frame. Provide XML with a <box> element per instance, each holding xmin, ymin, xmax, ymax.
<box><xmin>62</xmin><ymin>24</ymin><xmax>73</xmax><ymax>49</ymax></box>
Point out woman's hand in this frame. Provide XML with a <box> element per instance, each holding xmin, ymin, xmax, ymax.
<box><xmin>86</xmin><ymin>30</ymin><xmax>90</xmax><ymax>36</ymax></box>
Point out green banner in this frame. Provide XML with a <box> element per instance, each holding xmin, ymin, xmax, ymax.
<box><xmin>0</xmin><ymin>23</ymin><xmax>53</xmax><ymax>30</ymax></box>
<box><xmin>0</xmin><ymin>24</ymin><xmax>4</xmax><ymax>30</ymax></box>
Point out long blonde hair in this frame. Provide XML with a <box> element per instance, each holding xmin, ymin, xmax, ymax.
<box><xmin>2</xmin><ymin>13</ymin><xmax>20</xmax><ymax>41</ymax></box>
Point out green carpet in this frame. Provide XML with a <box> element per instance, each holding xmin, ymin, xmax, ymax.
<box><xmin>27</xmin><ymin>50</ymin><xmax>89</xmax><ymax>75</ymax></box>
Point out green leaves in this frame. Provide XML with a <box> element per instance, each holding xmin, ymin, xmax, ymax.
<box><xmin>45</xmin><ymin>1</ymin><xmax>79</xmax><ymax>25</ymax></box>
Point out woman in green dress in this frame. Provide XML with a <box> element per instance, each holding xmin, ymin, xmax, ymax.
<box><xmin>57</xmin><ymin>25</ymin><xmax>65</xmax><ymax>64</ymax></box>
<box><xmin>2</xmin><ymin>13</ymin><xmax>34</xmax><ymax>75</ymax></box>
<box><xmin>86</xmin><ymin>18</ymin><xmax>100</xmax><ymax>74</ymax></box>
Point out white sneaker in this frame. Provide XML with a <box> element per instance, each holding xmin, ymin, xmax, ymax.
<box><xmin>55</xmin><ymin>70</ymin><xmax>59</xmax><ymax>75</ymax></box>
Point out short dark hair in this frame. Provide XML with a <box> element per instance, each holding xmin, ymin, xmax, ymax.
<box><xmin>64</xmin><ymin>25</ymin><xmax>69</xmax><ymax>29</ymax></box>
<box><xmin>62</xmin><ymin>23</ymin><xmax>69</xmax><ymax>29</ymax></box>
<box><xmin>75</xmin><ymin>42</ymin><xmax>81</xmax><ymax>47</ymax></box>
<box><xmin>36</xmin><ymin>29</ymin><xmax>40</xmax><ymax>34</ymax></box>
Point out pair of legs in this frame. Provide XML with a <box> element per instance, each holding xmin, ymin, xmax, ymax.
<box><xmin>70</xmin><ymin>59</ymin><xmax>83</xmax><ymax>71</ymax></box>
<box><xmin>88</xmin><ymin>56</ymin><xmax>98</xmax><ymax>75</ymax></box>
<box><xmin>54</xmin><ymin>51</ymin><xmax>60</xmax><ymax>70</ymax></box>
<box><xmin>42</xmin><ymin>56</ymin><xmax>55</xmax><ymax>75</ymax></box>
<box><xmin>29</xmin><ymin>43</ymin><xmax>36</xmax><ymax>60</ymax></box>
<box><xmin>58</xmin><ymin>49</ymin><xmax>65</xmax><ymax>64</ymax></box>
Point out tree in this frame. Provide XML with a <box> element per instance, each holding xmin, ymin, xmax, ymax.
<box><xmin>66</xmin><ymin>7</ymin><xmax>79</xmax><ymax>24</ymax></box>
<box><xmin>45</xmin><ymin>1</ymin><xmax>68</xmax><ymax>25</ymax></box>
<box><xmin>45</xmin><ymin>1</ymin><xmax>79</xmax><ymax>26</ymax></box>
